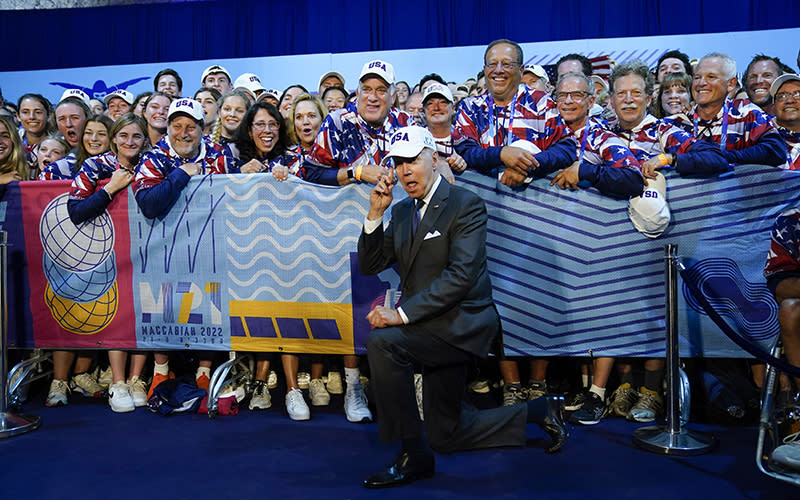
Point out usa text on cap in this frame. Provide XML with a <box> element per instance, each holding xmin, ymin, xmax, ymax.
<box><xmin>422</xmin><ymin>83</ymin><xmax>454</xmax><ymax>104</ymax></box>
<box><xmin>168</xmin><ymin>98</ymin><xmax>204</xmax><ymax>122</ymax></box>
<box><xmin>59</xmin><ymin>89</ymin><xmax>91</xmax><ymax>107</ymax></box>
<box><xmin>234</xmin><ymin>73</ymin><xmax>266</xmax><ymax>94</ymax></box>
<box><xmin>386</xmin><ymin>126</ymin><xmax>436</xmax><ymax>159</ymax></box>
<box><xmin>103</xmin><ymin>89</ymin><xmax>134</xmax><ymax>105</ymax></box>
<box><xmin>359</xmin><ymin>60</ymin><xmax>395</xmax><ymax>86</ymax></box>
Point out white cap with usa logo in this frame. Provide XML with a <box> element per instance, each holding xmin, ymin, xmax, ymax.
<box><xmin>386</xmin><ymin>126</ymin><xmax>436</xmax><ymax>160</ymax></box>
<box><xmin>359</xmin><ymin>60</ymin><xmax>395</xmax><ymax>86</ymax></box>
<box><xmin>167</xmin><ymin>98</ymin><xmax>204</xmax><ymax>122</ymax></box>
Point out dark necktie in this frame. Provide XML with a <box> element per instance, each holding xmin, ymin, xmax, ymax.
<box><xmin>412</xmin><ymin>198</ymin><xmax>425</xmax><ymax>239</ymax></box>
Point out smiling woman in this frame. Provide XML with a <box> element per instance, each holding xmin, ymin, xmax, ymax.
<box><xmin>75</xmin><ymin>115</ymin><xmax>114</xmax><ymax>170</ymax></box>
<box><xmin>0</xmin><ymin>115</ymin><xmax>29</xmax><ymax>183</ymax></box>
<box><xmin>211</xmin><ymin>90</ymin><xmax>250</xmax><ymax>145</ymax></box>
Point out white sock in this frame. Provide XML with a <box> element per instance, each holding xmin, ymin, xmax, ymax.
<box><xmin>154</xmin><ymin>361</ymin><xmax>169</xmax><ymax>376</ymax></box>
<box><xmin>589</xmin><ymin>384</ymin><xmax>606</xmax><ymax>400</ymax></box>
<box><xmin>581</xmin><ymin>374</ymin><xmax>589</xmax><ymax>388</ymax></box>
<box><xmin>196</xmin><ymin>367</ymin><xmax>211</xmax><ymax>379</ymax></box>
<box><xmin>344</xmin><ymin>367</ymin><xmax>360</xmax><ymax>387</ymax></box>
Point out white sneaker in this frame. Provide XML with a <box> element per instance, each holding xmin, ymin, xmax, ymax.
<box><xmin>98</xmin><ymin>366</ymin><xmax>113</xmax><ymax>389</ymax></box>
<box><xmin>70</xmin><ymin>372</ymin><xmax>105</xmax><ymax>398</ymax></box>
<box><xmin>108</xmin><ymin>382</ymin><xmax>135</xmax><ymax>413</ymax></box>
<box><xmin>772</xmin><ymin>438</ymin><xmax>800</xmax><ymax>471</ymax></box>
<box><xmin>45</xmin><ymin>379</ymin><xmax>69</xmax><ymax>407</ymax></box>
<box><xmin>286</xmin><ymin>388</ymin><xmax>310</xmax><ymax>420</ymax></box>
<box><xmin>249</xmin><ymin>380</ymin><xmax>272</xmax><ymax>410</ymax></box>
<box><xmin>267</xmin><ymin>370</ymin><xmax>278</xmax><ymax>389</ymax></box>
<box><xmin>309</xmin><ymin>379</ymin><xmax>330</xmax><ymax>406</ymax></box>
<box><xmin>127</xmin><ymin>376</ymin><xmax>148</xmax><ymax>407</ymax></box>
<box><xmin>219</xmin><ymin>383</ymin><xmax>247</xmax><ymax>403</ymax></box>
<box><xmin>297</xmin><ymin>371</ymin><xmax>310</xmax><ymax>389</ymax></box>
<box><xmin>326</xmin><ymin>371</ymin><xmax>343</xmax><ymax>394</ymax></box>
<box><xmin>344</xmin><ymin>384</ymin><xmax>373</xmax><ymax>423</ymax></box>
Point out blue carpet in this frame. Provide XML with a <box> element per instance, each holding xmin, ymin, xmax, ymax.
<box><xmin>1</xmin><ymin>390</ymin><xmax>795</xmax><ymax>500</ymax></box>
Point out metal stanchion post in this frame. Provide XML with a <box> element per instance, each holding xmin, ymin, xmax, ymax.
<box><xmin>0</xmin><ymin>231</ymin><xmax>40</xmax><ymax>438</ymax></box>
<box><xmin>632</xmin><ymin>244</ymin><xmax>716</xmax><ymax>455</ymax></box>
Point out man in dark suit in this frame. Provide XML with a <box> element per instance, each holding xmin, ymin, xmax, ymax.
<box><xmin>358</xmin><ymin>126</ymin><xmax>567</xmax><ymax>489</ymax></box>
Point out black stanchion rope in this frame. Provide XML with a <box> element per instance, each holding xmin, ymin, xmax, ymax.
<box><xmin>679</xmin><ymin>261</ymin><xmax>800</xmax><ymax>379</ymax></box>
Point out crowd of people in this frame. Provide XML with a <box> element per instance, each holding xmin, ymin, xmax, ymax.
<box><xmin>3</xmin><ymin>39</ymin><xmax>800</xmax><ymax>477</ymax></box>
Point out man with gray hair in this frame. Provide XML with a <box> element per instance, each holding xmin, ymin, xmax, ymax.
<box><xmin>665</xmin><ymin>52</ymin><xmax>784</xmax><ymax>166</ymax></box>
<box><xmin>608</xmin><ymin>59</ymin><xmax>728</xmax><ymax>179</ymax></box>
<box><xmin>592</xmin><ymin>59</ymin><xmax>728</xmax><ymax>424</ymax></box>
<box><xmin>550</xmin><ymin>71</ymin><xmax>643</xmax><ymax>199</ymax></box>
<box><xmin>300</xmin><ymin>59</ymin><xmax>411</xmax><ymax>187</ymax></box>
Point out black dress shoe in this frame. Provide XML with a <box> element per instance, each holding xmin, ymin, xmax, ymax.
<box><xmin>362</xmin><ymin>450</ymin><xmax>435</xmax><ymax>489</ymax></box>
<box><xmin>539</xmin><ymin>395</ymin><xmax>568</xmax><ymax>454</ymax></box>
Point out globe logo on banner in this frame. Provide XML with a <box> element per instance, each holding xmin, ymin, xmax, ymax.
<box><xmin>39</xmin><ymin>194</ymin><xmax>118</xmax><ymax>334</ymax></box>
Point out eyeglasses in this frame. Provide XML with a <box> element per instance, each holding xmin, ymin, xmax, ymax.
<box><xmin>484</xmin><ymin>60</ymin><xmax>520</xmax><ymax>72</ymax></box>
<box><xmin>252</xmin><ymin>121</ymin><xmax>279</xmax><ymax>131</ymax></box>
<box><xmin>775</xmin><ymin>90</ymin><xmax>800</xmax><ymax>103</ymax></box>
<box><xmin>555</xmin><ymin>91</ymin><xmax>590</xmax><ymax>103</ymax></box>
<box><xmin>360</xmin><ymin>85</ymin><xmax>389</xmax><ymax>97</ymax></box>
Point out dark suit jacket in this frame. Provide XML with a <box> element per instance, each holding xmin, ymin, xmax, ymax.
<box><xmin>357</xmin><ymin>179</ymin><xmax>499</xmax><ymax>358</ymax></box>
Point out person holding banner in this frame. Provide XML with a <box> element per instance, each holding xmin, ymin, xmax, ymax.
<box><xmin>358</xmin><ymin>126</ymin><xmax>567</xmax><ymax>488</ymax></box>
<box><xmin>218</xmin><ymin>101</ymin><xmax>320</xmax><ymax>417</ymax></box>
<box><xmin>453</xmin><ymin>39</ymin><xmax>576</xmax><ymax>188</ymax></box>
<box><xmin>299</xmin><ymin>58</ymin><xmax>419</xmax><ymax>424</ymax></box>
<box><xmin>665</xmin><ymin>52</ymin><xmax>785</xmax><ymax>167</ymax></box>
<box><xmin>66</xmin><ymin>113</ymin><xmax>150</xmax><ymax>412</ymax></box>
<box><xmin>133</xmin><ymin>98</ymin><xmax>224</xmax><ymax>397</ymax></box>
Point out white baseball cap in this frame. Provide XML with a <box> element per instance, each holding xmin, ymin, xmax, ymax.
<box><xmin>257</xmin><ymin>88</ymin><xmax>281</xmax><ymax>103</ymax></box>
<box><xmin>629</xmin><ymin>172</ymin><xmax>670</xmax><ymax>238</ymax></box>
<box><xmin>233</xmin><ymin>73</ymin><xmax>266</xmax><ymax>94</ymax></box>
<box><xmin>507</xmin><ymin>139</ymin><xmax>542</xmax><ymax>155</ymax></box>
<box><xmin>103</xmin><ymin>89</ymin><xmax>134</xmax><ymax>106</ymax></box>
<box><xmin>770</xmin><ymin>73</ymin><xmax>800</xmax><ymax>98</ymax></box>
<box><xmin>386</xmin><ymin>126</ymin><xmax>436</xmax><ymax>159</ymax></box>
<box><xmin>422</xmin><ymin>82</ymin><xmax>454</xmax><ymax>104</ymax></box>
<box><xmin>523</xmin><ymin>64</ymin><xmax>549</xmax><ymax>81</ymax></box>
<box><xmin>167</xmin><ymin>98</ymin><xmax>204</xmax><ymax>122</ymax></box>
<box><xmin>319</xmin><ymin>71</ymin><xmax>345</xmax><ymax>89</ymax></box>
<box><xmin>359</xmin><ymin>60</ymin><xmax>395</xmax><ymax>86</ymax></box>
<box><xmin>59</xmin><ymin>89</ymin><xmax>91</xmax><ymax>107</ymax></box>
<box><xmin>201</xmin><ymin>64</ymin><xmax>232</xmax><ymax>85</ymax></box>
<box><xmin>591</xmin><ymin>75</ymin><xmax>609</xmax><ymax>93</ymax></box>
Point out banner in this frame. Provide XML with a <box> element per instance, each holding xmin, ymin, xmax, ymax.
<box><xmin>3</xmin><ymin>165</ymin><xmax>798</xmax><ymax>357</ymax></box>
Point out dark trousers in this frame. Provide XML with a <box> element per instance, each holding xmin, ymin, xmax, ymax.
<box><xmin>365</xmin><ymin>324</ymin><xmax>527</xmax><ymax>454</ymax></box>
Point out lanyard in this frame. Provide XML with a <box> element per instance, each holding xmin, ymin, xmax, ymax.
<box><xmin>356</xmin><ymin>115</ymin><xmax>389</xmax><ymax>163</ymax></box>
<box><xmin>693</xmin><ymin>101</ymin><xmax>729</xmax><ymax>151</ymax></box>
<box><xmin>167</xmin><ymin>138</ymin><xmax>207</xmax><ymax>172</ymax></box>
<box><xmin>578</xmin><ymin>126</ymin><xmax>589</xmax><ymax>163</ymax></box>
<box><xmin>487</xmin><ymin>92</ymin><xmax>518</xmax><ymax>147</ymax></box>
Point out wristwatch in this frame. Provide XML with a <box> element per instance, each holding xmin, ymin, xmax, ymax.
<box><xmin>346</xmin><ymin>166</ymin><xmax>356</xmax><ymax>181</ymax></box>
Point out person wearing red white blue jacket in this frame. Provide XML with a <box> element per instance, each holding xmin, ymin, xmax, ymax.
<box><xmin>132</xmin><ymin>97</ymin><xmax>223</xmax><ymax>220</ymax></box>
<box><xmin>664</xmin><ymin>52</ymin><xmax>785</xmax><ymax>167</ymax></box>
<box><xmin>299</xmin><ymin>59</ymin><xmax>413</xmax><ymax>187</ymax></box>
<box><xmin>453</xmin><ymin>39</ymin><xmax>577</xmax><ymax>188</ymax></box>
<box><xmin>67</xmin><ymin>113</ymin><xmax>147</xmax><ymax>224</ymax></box>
